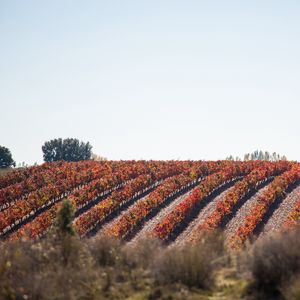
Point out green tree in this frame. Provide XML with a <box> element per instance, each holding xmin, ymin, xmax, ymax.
<box><xmin>54</xmin><ymin>200</ymin><xmax>76</xmax><ymax>237</ymax></box>
<box><xmin>42</xmin><ymin>138</ymin><xmax>92</xmax><ymax>162</ymax></box>
<box><xmin>0</xmin><ymin>146</ymin><xmax>16</xmax><ymax>168</ymax></box>
<box><xmin>52</xmin><ymin>200</ymin><xmax>80</xmax><ymax>266</ymax></box>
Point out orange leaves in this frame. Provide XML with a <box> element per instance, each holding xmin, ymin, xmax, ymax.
<box><xmin>7</xmin><ymin>161</ymin><xmax>195</xmax><ymax>240</ymax></box>
<box><xmin>153</xmin><ymin>161</ymin><xmax>293</xmax><ymax>242</ymax></box>
<box><xmin>3</xmin><ymin>160</ymin><xmax>299</xmax><ymax>247</ymax></box>
<box><xmin>232</xmin><ymin>164</ymin><xmax>300</xmax><ymax>247</ymax></box>
<box><xmin>0</xmin><ymin>160</ymin><xmax>122</xmax><ymax>235</ymax></box>
<box><xmin>104</xmin><ymin>173</ymin><xmax>197</xmax><ymax>239</ymax></box>
<box><xmin>74</xmin><ymin>173</ymin><xmax>155</xmax><ymax>236</ymax></box>
<box><xmin>0</xmin><ymin>161</ymin><xmax>111</xmax><ymax>209</ymax></box>
<box><xmin>152</xmin><ymin>163</ymin><xmax>251</xmax><ymax>240</ymax></box>
<box><xmin>191</xmin><ymin>162</ymin><xmax>292</xmax><ymax>242</ymax></box>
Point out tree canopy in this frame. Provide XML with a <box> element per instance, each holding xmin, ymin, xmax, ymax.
<box><xmin>42</xmin><ymin>138</ymin><xmax>92</xmax><ymax>162</ymax></box>
<box><xmin>0</xmin><ymin>146</ymin><xmax>16</xmax><ymax>168</ymax></box>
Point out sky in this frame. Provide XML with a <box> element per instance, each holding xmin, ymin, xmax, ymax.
<box><xmin>0</xmin><ymin>0</ymin><xmax>299</xmax><ymax>165</ymax></box>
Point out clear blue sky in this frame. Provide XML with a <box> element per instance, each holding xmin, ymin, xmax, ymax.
<box><xmin>1</xmin><ymin>1</ymin><xmax>299</xmax><ymax>165</ymax></box>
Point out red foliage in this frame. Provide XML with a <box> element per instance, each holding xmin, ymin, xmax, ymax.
<box><xmin>0</xmin><ymin>161</ymin><xmax>111</xmax><ymax>209</ymax></box>
<box><xmin>8</xmin><ymin>161</ymin><xmax>195</xmax><ymax>240</ymax></box>
<box><xmin>188</xmin><ymin>161</ymin><xmax>291</xmax><ymax>241</ymax></box>
<box><xmin>103</xmin><ymin>161</ymin><xmax>242</xmax><ymax>239</ymax></box>
<box><xmin>230</xmin><ymin>164</ymin><xmax>300</xmax><ymax>248</ymax></box>
<box><xmin>0</xmin><ymin>160</ymin><xmax>128</xmax><ymax>234</ymax></box>
<box><xmin>282</xmin><ymin>199</ymin><xmax>300</xmax><ymax>229</ymax></box>
<box><xmin>151</xmin><ymin>161</ymin><xmax>264</xmax><ymax>240</ymax></box>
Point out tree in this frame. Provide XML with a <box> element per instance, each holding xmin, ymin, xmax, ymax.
<box><xmin>42</xmin><ymin>138</ymin><xmax>92</xmax><ymax>162</ymax></box>
<box><xmin>52</xmin><ymin>200</ymin><xmax>77</xmax><ymax>265</ymax></box>
<box><xmin>0</xmin><ymin>146</ymin><xmax>15</xmax><ymax>168</ymax></box>
<box><xmin>54</xmin><ymin>200</ymin><xmax>76</xmax><ymax>237</ymax></box>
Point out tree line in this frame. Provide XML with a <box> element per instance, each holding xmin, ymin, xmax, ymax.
<box><xmin>0</xmin><ymin>142</ymin><xmax>290</xmax><ymax>169</ymax></box>
<box><xmin>226</xmin><ymin>150</ymin><xmax>287</xmax><ymax>161</ymax></box>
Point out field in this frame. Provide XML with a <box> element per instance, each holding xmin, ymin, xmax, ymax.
<box><xmin>0</xmin><ymin>161</ymin><xmax>300</xmax><ymax>248</ymax></box>
<box><xmin>0</xmin><ymin>160</ymin><xmax>300</xmax><ymax>246</ymax></box>
<box><xmin>1</xmin><ymin>160</ymin><xmax>300</xmax><ymax>300</ymax></box>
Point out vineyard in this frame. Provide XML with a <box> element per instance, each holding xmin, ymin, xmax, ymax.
<box><xmin>1</xmin><ymin>159</ymin><xmax>300</xmax><ymax>248</ymax></box>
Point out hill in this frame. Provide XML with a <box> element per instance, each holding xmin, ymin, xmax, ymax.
<box><xmin>0</xmin><ymin>160</ymin><xmax>299</xmax><ymax>247</ymax></box>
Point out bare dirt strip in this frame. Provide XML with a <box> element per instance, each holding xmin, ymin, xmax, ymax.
<box><xmin>172</xmin><ymin>186</ymin><xmax>236</xmax><ymax>247</ymax></box>
<box><xmin>223</xmin><ymin>184</ymin><xmax>272</xmax><ymax>244</ymax></box>
<box><xmin>128</xmin><ymin>189</ymin><xmax>196</xmax><ymax>246</ymax></box>
<box><xmin>258</xmin><ymin>184</ymin><xmax>300</xmax><ymax>238</ymax></box>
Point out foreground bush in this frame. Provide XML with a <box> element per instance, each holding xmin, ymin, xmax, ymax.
<box><xmin>6</xmin><ymin>218</ymin><xmax>300</xmax><ymax>299</ymax></box>
<box><xmin>245</xmin><ymin>228</ymin><xmax>300</xmax><ymax>299</ymax></box>
<box><xmin>0</xmin><ymin>200</ymin><xmax>102</xmax><ymax>300</ymax></box>
<box><xmin>283</xmin><ymin>275</ymin><xmax>300</xmax><ymax>300</ymax></box>
<box><xmin>124</xmin><ymin>237</ymin><xmax>164</xmax><ymax>269</ymax></box>
<box><xmin>87</xmin><ymin>235</ymin><xmax>123</xmax><ymax>267</ymax></box>
<box><xmin>0</xmin><ymin>237</ymin><xmax>101</xmax><ymax>300</ymax></box>
<box><xmin>152</xmin><ymin>231</ymin><xmax>225</xmax><ymax>289</ymax></box>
